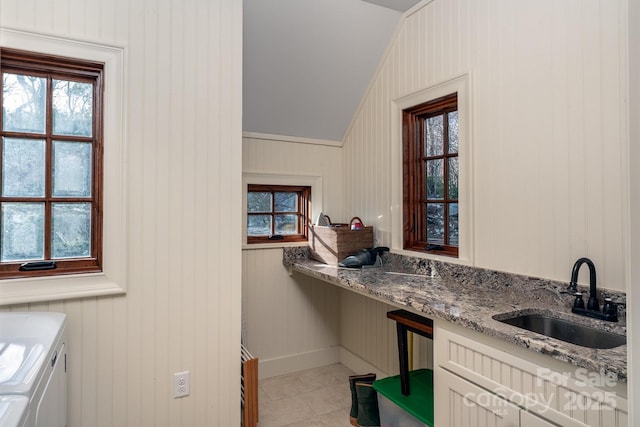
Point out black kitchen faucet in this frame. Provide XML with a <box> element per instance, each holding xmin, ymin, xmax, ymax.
<box><xmin>568</xmin><ymin>257</ymin><xmax>618</xmax><ymax>322</ymax></box>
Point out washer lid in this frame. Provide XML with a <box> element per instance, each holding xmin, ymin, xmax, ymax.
<box><xmin>0</xmin><ymin>312</ymin><xmax>66</xmax><ymax>395</ymax></box>
<box><xmin>0</xmin><ymin>395</ymin><xmax>28</xmax><ymax>427</ymax></box>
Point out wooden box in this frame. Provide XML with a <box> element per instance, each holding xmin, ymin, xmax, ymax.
<box><xmin>309</xmin><ymin>217</ymin><xmax>374</xmax><ymax>265</ymax></box>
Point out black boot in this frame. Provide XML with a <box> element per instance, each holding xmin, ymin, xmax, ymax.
<box><xmin>356</xmin><ymin>382</ymin><xmax>380</xmax><ymax>427</ymax></box>
<box><xmin>348</xmin><ymin>373</ymin><xmax>376</xmax><ymax>426</ymax></box>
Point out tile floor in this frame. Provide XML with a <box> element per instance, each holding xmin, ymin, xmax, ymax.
<box><xmin>258</xmin><ymin>363</ymin><xmax>356</xmax><ymax>427</ymax></box>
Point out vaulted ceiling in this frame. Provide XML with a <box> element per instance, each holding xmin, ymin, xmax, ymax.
<box><xmin>243</xmin><ymin>0</ymin><xmax>420</xmax><ymax>142</ymax></box>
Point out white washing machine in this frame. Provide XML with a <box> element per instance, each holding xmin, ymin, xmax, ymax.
<box><xmin>0</xmin><ymin>312</ymin><xmax>67</xmax><ymax>427</ymax></box>
<box><xmin>0</xmin><ymin>395</ymin><xmax>28</xmax><ymax>427</ymax></box>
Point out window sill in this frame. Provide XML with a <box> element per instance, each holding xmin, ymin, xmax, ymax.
<box><xmin>0</xmin><ymin>273</ymin><xmax>126</xmax><ymax>306</ymax></box>
<box><xmin>243</xmin><ymin>241</ymin><xmax>309</xmax><ymax>251</ymax></box>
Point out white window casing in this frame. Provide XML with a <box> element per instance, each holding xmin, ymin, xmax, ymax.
<box><xmin>242</xmin><ymin>173</ymin><xmax>323</xmax><ymax>250</ymax></box>
<box><xmin>391</xmin><ymin>73</ymin><xmax>474</xmax><ymax>265</ymax></box>
<box><xmin>0</xmin><ymin>28</ymin><xmax>127</xmax><ymax>305</ymax></box>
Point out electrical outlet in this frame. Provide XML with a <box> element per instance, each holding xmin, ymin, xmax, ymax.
<box><xmin>173</xmin><ymin>371</ymin><xmax>190</xmax><ymax>398</ymax></box>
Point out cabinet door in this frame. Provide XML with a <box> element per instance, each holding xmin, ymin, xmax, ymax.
<box><xmin>434</xmin><ymin>324</ymin><xmax>628</xmax><ymax>427</ymax></box>
<box><xmin>435</xmin><ymin>368</ymin><xmax>520</xmax><ymax>427</ymax></box>
<box><xmin>520</xmin><ymin>410</ymin><xmax>558</xmax><ymax>427</ymax></box>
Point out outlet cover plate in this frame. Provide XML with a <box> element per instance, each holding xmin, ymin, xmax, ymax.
<box><xmin>173</xmin><ymin>370</ymin><xmax>190</xmax><ymax>398</ymax></box>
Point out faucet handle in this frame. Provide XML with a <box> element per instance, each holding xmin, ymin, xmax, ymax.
<box><xmin>603</xmin><ymin>298</ymin><xmax>617</xmax><ymax>316</ymax></box>
<box><xmin>573</xmin><ymin>292</ymin><xmax>585</xmax><ymax>309</ymax></box>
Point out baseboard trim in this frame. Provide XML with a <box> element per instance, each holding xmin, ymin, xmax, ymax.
<box><xmin>258</xmin><ymin>346</ymin><xmax>392</xmax><ymax>380</ymax></box>
<box><xmin>339</xmin><ymin>347</ymin><xmax>389</xmax><ymax>377</ymax></box>
<box><xmin>258</xmin><ymin>347</ymin><xmax>340</xmax><ymax>379</ymax></box>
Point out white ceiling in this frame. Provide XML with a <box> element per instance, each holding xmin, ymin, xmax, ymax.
<box><xmin>360</xmin><ymin>0</ymin><xmax>422</xmax><ymax>12</ymax></box>
<box><xmin>243</xmin><ymin>0</ymin><xmax>420</xmax><ymax>142</ymax></box>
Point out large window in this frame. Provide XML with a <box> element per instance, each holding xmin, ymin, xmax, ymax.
<box><xmin>403</xmin><ymin>93</ymin><xmax>458</xmax><ymax>257</ymax></box>
<box><xmin>246</xmin><ymin>184</ymin><xmax>311</xmax><ymax>243</ymax></box>
<box><xmin>0</xmin><ymin>48</ymin><xmax>103</xmax><ymax>278</ymax></box>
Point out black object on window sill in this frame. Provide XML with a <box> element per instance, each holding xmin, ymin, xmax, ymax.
<box><xmin>268</xmin><ymin>235</ymin><xmax>284</xmax><ymax>240</ymax></box>
<box><xmin>19</xmin><ymin>261</ymin><xmax>57</xmax><ymax>271</ymax></box>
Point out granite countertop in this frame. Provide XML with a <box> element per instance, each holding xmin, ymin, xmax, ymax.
<box><xmin>283</xmin><ymin>247</ymin><xmax>627</xmax><ymax>382</ymax></box>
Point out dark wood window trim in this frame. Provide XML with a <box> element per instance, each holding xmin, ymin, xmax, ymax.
<box><xmin>403</xmin><ymin>93</ymin><xmax>459</xmax><ymax>257</ymax></box>
<box><xmin>247</xmin><ymin>184</ymin><xmax>311</xmax><ymax>244</ymax></box>
<box><xmin>0</xmin><ymin>48</ymin><xmax>104</xmax><ymax>279</ymax></box>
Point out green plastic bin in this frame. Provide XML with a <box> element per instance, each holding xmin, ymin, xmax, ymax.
<box><xmin>372</xmin><ymin>369</ymin><xmax>434</xmax><ymax>427</ymax></box>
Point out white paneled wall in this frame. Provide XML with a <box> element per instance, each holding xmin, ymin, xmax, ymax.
<box><xmin>242</xmin><ymin>248</ymin><xmax>341</xmax><ymax>378</ymax></box>
<box><xmin>0</xmin><ymin>1</ymin><xmax>242</xmax><ymax>427</ymax></box>
<box><xmin>628</xmin><ymin>2</ymin><xmax>639</xmax><ymax>424</ymax></box>
<box><xmin>242</xmin><ymin>135</ymin><xmax>346</xmax><ymax>377</ymax></box>
<box><xmin>343</xmin><ymin>0</ymin><xmax>629</xmax><ymax>291</ymax></box>
<box><xmin>243</xmin><ymin>134</ymin><xmax>344</xmax><ymax>216</ymax></box>
<box><xmin>340</xmin><ymin>289</ymin><xmax>432</xmax><ymax>376</ymax></box>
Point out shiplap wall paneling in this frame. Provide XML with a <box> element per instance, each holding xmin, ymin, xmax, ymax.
<box><xmin>341</xmin><ymin>0</ymin><xmax>628</xmax><ymax>291</ymax></box>
<box><xmin>339</xmin><ymin>0</ymin><xmax>627</xmax><ymax>388</ymax></box>
<box><xmin>339</xmin><ymin>290</ymin><xmax>433</xmax><ymax>376</ymax></box>
<box><xmin>0</xmin><ymin>0</ymin><xmax>242</xmax><ymax>426</ymax></box>
<box><xmin>242</xmin><ymin>136</ymin><xmax>344</xmax><ymax>219</ymax></box>
<box><xmin>629</xmin><ymin>0</ymin><xmax>640</xmax><ymax>425</ymax></box>
<box><xmin>340</xmin><ymin>290</ymin><xmax>434</xmax><ymax>376</ymax></box>
<box><xmin>242</xmin><ymin>135</ymin><xmax>344</xmax><ymax>378</ymax></box>
<box><xmin>242</xmin><ymin>249</ymin><xmax>341</xmax><ymax>378</ymax></box>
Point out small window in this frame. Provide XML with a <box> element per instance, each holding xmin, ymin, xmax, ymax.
<box><xmin>246</xmin><ymin>184</ymin><xmax>311</xmax><ymax>243</ymax></box>
<box><xmin>403</xmin><ymin>93</ymin><xmax>458</xmax><ymax>257</ymax></box>
<box><xmin>0</xmin><ymin>48</ymin><xmax>104</xmax><ymax>278</ymax></box>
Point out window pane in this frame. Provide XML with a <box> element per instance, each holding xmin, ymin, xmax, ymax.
<box><xmin>425</xmin><ymin>115</ymin><xmax>443</xmax><ymax>157</ymax></box>
<box><xmin>51</xmin><ymin>203</ymin><xmax>91</xmax><ymax>258</ymax></box>
<box><xmin>448</xmin><ymin>111</ymin><xmax>458</xmax><ymax>154</ymax></box>
<box><xmin>52</xmin><ymin>79</ymin><xmax>93</xmax><ymax>136</ymax></box>
<box><xmin>247</xmin><ymin>215</ymin><xmax>271</xmax><ymax>236</ymax></box>
<box><xmin>274</xmin><ymin>192</ymin><xmax>297</xmax><ymax>212</ymax></box>
<box><xmin>275</xmin><ymin>214</ymin><xmax>298</xmax><ymax>235</ymax></box>
<box><xmin>448</xmin><ymin>203</ymin><xmax>459</xmax><ymax>246</ymax></box>
<box><xmin>247</xmin><ymin>192</ymin><xmax>272</xmax><ymax>213</ymax></box>
<box><xmin>426</xmin><ymin>159</ymin><xmax>444</xmax><ymax>199</ymax></box>
<box><xmin>426</xmin><ymin>203</ymin><xmax>444</xmax><ymax>244</ymax></box>
<box><xmin>1</xmin><ymin>202</ymin><xmax>45</xmax><ymax>261</ymax></box>
<box><xmin>448</xmin><ymin>157</ymin><xmax>459</xmax><ymax>199</ymax></box>
<box><xmin>53</xmin><ymin>141</ymin><xmax>92</xmax><ymax>197</ymax></box>
<box><xmin>2</xmin><ymin>73</ymin><xmax>46</xmax><ymax>133</ymax></box>
<box><xmin>2</xmin><ymin>138</ymin><xmax>46</xmax><ymax>197</ymax></box>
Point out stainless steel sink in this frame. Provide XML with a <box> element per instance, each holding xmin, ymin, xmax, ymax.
<box><xmin>494</xmin><ymin>313</ymin><xmax>626</xmax><ymax>349</ymax></box>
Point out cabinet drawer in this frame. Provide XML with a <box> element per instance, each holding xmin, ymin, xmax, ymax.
<box><xmin>434</xmin><ymin>324</ymin><xmax>627</xmax><ymax>427</ymax></box>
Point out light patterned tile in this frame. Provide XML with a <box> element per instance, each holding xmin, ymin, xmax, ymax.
<box><xmin>299</xmin><ymin>382</ymin><xmax>352</xmax><ymax>416</ymax></box>
<box><xmin>282</xmin><ymin>408</ymin><xmax>354</xmax><ymax>427</ymax></box>
<box><xmin>321</xmin><ymin>408</ymin><xmax>355</xmax><ymax>426</ymax></box>
<box><xmin>297</xmin><ymin>363</ymin><xmax>357</xmax><ymax>389</ymax></box>
<box><xmin>261</xmin><ymin>373</ymin><xmax>317</xmax><ymax>401</ymax></box>
<box><xmin>259</xmin><ymin>364</ymin><xmax>359</xmax><ymax>427</ymax></box>
<box><xmin>258</xmin><ymin>394</ymin><xmax>313</xmax><ymax>427</ymax></box>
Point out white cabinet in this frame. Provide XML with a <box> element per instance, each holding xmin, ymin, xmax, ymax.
<box><xmin>520</xmin><ymin>410</ymin><xmax>557</xmax><ymax>427</ymax></box>
<box><xmin>434</xmin><ymin>322</ymin><xmax>627</xmax><ymax>427</ymax></box>
<box><xmin>436</xmin><ymin>367</ymin><xmax>562</xmax><ymax>426</ymax></box>
<box><xmin>436</xmin><ymin>368</ymin><xmax>520</xmax><ymax>427</ymax></box>
<box><xmin>437</xmin><ymin>368</ymin><xmax>561</xmax><ymax>427</ymax></box>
